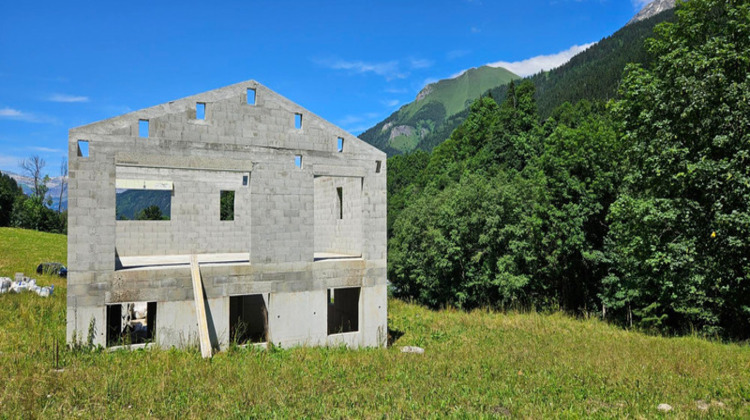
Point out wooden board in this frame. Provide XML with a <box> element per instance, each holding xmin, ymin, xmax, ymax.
<box><xmin>190</xmin><ymin>255</ymin><xmax>212</xmax><ymax>358</ymax></box>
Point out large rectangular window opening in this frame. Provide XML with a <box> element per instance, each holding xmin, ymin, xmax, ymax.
<box><xmin>327</xmin><ymin>287</ymin><xmax>360</xmax><ymax>335</ymax></box>
<box><xmin>247</xmin><ymin>88</ymin><xmax>256</xmax><ymax>105</ymax></box>
<box><xmin>229</xmin><ymin>295</ymin><xmax>268</xmax><ymax>344</ymax></box>
<box><xmin>196</xmin><ymin>102</ymin><xmax>206</xmax><ymax>120</ymax></box>
<box><xmin>116</xmin><ymin>187</ymin><xmax>172</xmax><ymax>221</ymax></box>
<box><xmin>106</xmin><ymin>301</ymin><xmax>157</xmax><ymax>347</ymax></box>
<box><xmin>220</xmin><ymin>190</ymin><xmax>235</xmax><ymax>221</ymax></box>
<box><xmin>115</xmin><ymin>180</ymin><xmax>172</xmax><ymax>221</ymax></box>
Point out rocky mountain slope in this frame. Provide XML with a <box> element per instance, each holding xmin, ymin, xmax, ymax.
<box><xmin>359</xmin><ymin>66</ymin><xmax>519</xmax><ymax>155</ymax></box>
<box><xmin>628</xmin><ymin>0</ymin><xmax>677</xmax><ymax>25</ymax></box>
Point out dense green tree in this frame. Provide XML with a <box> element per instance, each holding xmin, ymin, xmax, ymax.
<box><xmin>0</xmin><ymin>173</ymin><xmax>22</xmax><ymax>227</ymax></box>
<box><xmin>386</xmin><ymin>151</ymin><xmax>429</xmax><ymax>237</ymax></box>
<box><xmin>603</xmin><ymin>0</ymin><xmax>750</xmax><ymax>336</ymax></box>
<box><xmin>136</xmin><ymin>205</ymin><xmax>167</xmax><ymax>221</ymax></box>
<box><xmin>11</xmin><ymin>194</ymin><xmax>66</xmax><ymax>233</ymax></box>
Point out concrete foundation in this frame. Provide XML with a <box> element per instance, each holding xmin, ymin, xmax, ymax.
<box><xmin>67</xmin><ymin>80</ymin><xmax>387</xmax><ymax>350</ymax></box>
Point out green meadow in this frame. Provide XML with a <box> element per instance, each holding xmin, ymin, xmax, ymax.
<box><xmin>1</xmin><ymin>227</ymin><xmax>749</xmax><ymax>418</ymax></box>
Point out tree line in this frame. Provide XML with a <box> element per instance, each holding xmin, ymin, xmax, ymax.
<box><xmin>388</xmin><ymin>0</ymin><xmax>750</xmax><ymax>339</ymax></box>
<box><xmin>0</xmin><ymin>156</ymin><xmax>67</xmax><ymax>234</ymax></box>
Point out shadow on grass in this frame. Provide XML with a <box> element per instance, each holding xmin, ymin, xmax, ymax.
<box><xmin>387</xmin><ymin>327</ymin><xmax>404</xmax><ymax>347</ymax></box>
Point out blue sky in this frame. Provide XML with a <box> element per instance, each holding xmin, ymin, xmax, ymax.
<box><xmin>0</xmin><ymin>0</ymin><xmax>652</xmax><ymax>175</ymax></box>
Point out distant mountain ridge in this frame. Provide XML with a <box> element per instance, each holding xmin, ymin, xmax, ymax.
<box><xmin>360</xmin><ymin>7</ymin><xmax>676</xmax><ymax>155</ymax></box>
<box><xmin>0</xmin><ymin>170</ymin><xmax>68</xmax><ymax>211</ymax></box>
<box><xmin>359</xmin><ymin>66</ymin><xmax>520</xmax><ymax>155</ymax></box>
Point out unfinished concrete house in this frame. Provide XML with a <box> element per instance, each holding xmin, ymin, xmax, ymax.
<box><xmin>66</xmin><ymin>81</ymin><xmax>387</xmax><ymax>353</ymax></box>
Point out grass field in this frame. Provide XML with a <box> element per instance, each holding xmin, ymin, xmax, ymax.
<box><xmin>1</xmin><ymin>227</ymin><xmax>750</xmax><ymax>418</ymax></box>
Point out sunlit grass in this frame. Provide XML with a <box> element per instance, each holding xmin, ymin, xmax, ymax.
<box><xmin>1</xmin><ymin>227</ymin><xmax>749</xmax><ymax>417</ymax></box>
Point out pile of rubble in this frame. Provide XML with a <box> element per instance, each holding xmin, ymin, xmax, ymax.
<box><xmin>0</xmin><ymin>273</ymin><xmax>54</xmax><ymax>297</ymax></box>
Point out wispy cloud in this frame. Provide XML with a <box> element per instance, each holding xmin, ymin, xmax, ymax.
<box><xmin>29</xmin><ymin>146</ymin><xmax>63</xmax><ymax>154</ymax></box>
<box><xmin>408</xmin><ymin>58</ymin><xmax>433</xmax><ymax>69</ymax></box>
<box><xmin>486</xmin><ymin>43</ymin><xmax>596</xmax><ymax>77</ymax></box>
<box><xmin>0</xmin><ymin>153</ymin><xmax>22</xmax><ymax>169</ymax></box>
<box><xmin>381</xmin><ymin>99</ymin><xmax>400</xmax><ymax>108</ymax></box>
<box><xmin>337</xmin><ymin>112</ymin><xmax>381</xmax><ymax>127</ymax></box>
<box><xmin>447</xmin><ymin>49</ymin><xmax>470</xmax><ymax>60</ymax></box>
<box><xmin>385</xmin><ymin>87</ymin><xmax>408</xmax><ymax>94</ymax></box>
<box><xmin>48</xmin><ymin>93</ymin><xmax>89</xmax><ymax>103</ymax></box>
<box><xmin>315</xmin><ymin>56</ymin><xmax>435</xmax><ymax>80</ymax></box>
<box><xmin>0</xmin><ymin>107</ymin><xmax>55</xmax><ymax>123</ymax></box>
<box><xmin>314</xmin><ymin>57</ymin><xmax>406</xmax><ymax>80</ymax></box>
<box><xmin>471</xmin><ymin>27</ymin><xmax>481</xmax><ymax>33</ymax></box>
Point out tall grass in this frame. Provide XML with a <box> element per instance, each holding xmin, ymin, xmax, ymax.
<box><xmin>1</xmin><ymin>227</ymin><xmax>749</xmax><ymax>417</ymax></box>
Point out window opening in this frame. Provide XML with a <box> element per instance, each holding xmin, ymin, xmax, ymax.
<box><xmin>337</xmin><ymin>137</ymin><xmax>344</xmax><ymax>152</ymax></box>
<box><xmin>106</xmin><ymin>301</ymin><xmax>157</xmax><ymax>346</ymax></box>
<box><xmin>77</xmin><ymin>140</ymin><xmax>89</xmax><ymax>158</ymax></box>
<box><xmin>247</xmin><ymin>88</ymin><xmax>256</xmax><ymax>105</ymax></box>
<box><xmin>138</xmin><ymin>119</ymin><xmax>149</xmax><ymax>138</ymax></box>
<box><xmin>220</xmin><ymin>190</ymin><xmax>235</xmax><ymax>221</ymax></box>
<box><xmin>294</xmin><ymin>155</ymin><xmax>302</xmax><ymax>168</ymax></box>
<box><xmin>327</xmin><ymin>287</ymin><xmax>360</xmax><ymax>334</ymax></box>
<box><xmin>229</xmin><ymin>295</ymin><xmax>268</xmax><ymax>344</ymax></box>
<box><xmin>336</xmin><ymin>187</ymin><xmax>343</xmax><ymax>220</ymax></box>
<box><xmin>375</xmin><ymin>160</ymin><xmax>382</xmax><ymax>173</ymax></box>
<box><xmin>196</xmin><ymin>102</ymin><xmax>206</xmax><ymax>120</ymax></box>
<box><xmin>116</xmin><ymin>189</ymin><xmax>171</xmax><ymax>220</ymax></box>
<box><xmin>294</xmin><ymin>113</ymin><xmax>302</xmax><ymax>129</ymax></box>
<box><xmin>242</xmin><ymin>174</ymin><xmax>249</xmax><ymax>187</ymax></box>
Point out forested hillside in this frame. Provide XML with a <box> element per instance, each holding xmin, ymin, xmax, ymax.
<box><xmin>388</xmin><ymin>0</ymin><xmax>750</xmax><ymax>339</ymax></box>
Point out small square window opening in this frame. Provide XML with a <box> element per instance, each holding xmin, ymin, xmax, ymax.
<box><xmin>139</xmin><ymin>119</ymin><xmax>149</xmax><ymax>138</ymax></box>
<box><xmin>77</xmin><ymin>140</ymin><xmax>89</xmax><ymax>158</ymax></box>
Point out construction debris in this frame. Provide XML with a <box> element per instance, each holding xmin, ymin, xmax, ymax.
<box><xmin>36</xmin><ymin>262</ymin><xmax>67</xmax><ymax>278</ymax></box>
<box><xmin>401</xmin><ymin>346</ymin><xmax>425</xmax><ymax>354</ymax></box>
<box><xmin>0</xmin><ymin>274</ymin><xmax>54</xmax><ymax>297</ymax></box>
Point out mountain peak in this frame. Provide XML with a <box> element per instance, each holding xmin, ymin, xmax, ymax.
<box><xmin>627</xmin><ymin>0</ymin><xmax>677</xmax><ymax>25</ymax></box>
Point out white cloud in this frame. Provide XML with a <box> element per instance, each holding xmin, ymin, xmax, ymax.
<box><xmin>48</xmin><ymin>94</ymin><xmax>89</xmax><ymax>103</ymax></box>
<box><xmin>0</xmin><ymin>154</ymin><xmax>22</xmax><ymax>169</ymax></box>
<box><xmin>385</xmin><ymin>87</ymin><xmax>408</xmax><ymax>94</ymax></box>
<box><xmin>381</xmin><ymin>99</ymin><xmax>400</xmax><ymax>108</ymax></box>
<box><xmin>471</xmin><ymin>27</ymin><xmax>481</xmax><ymax>33</ymax></box>
<box><xmin>486</xmin><ymin>43</ymin><xmax>596</xmax><ymax>77</ymax></box>
<box><xmin>315</xmin><ymin>57</ymin><xmax>406</xmax><ymax>80</ymax></box>
<box><xmin>29</xmin><ymin>146</ymin><xmax>63</xmax><ymax>154</ymax></box>
<box><xmin>409</xmin><ymin>58</ymin><xmax>433</xmax><ymax>69</ymax></box>
<box><xmin>0</xmin><ymin>107</ymin><xmax>54</xmax><ymax>123</ymax></box>
<box><xmin>447</xmin><ymin>49</ymin><xmax>470</xmax><ymax>60</ymax></box>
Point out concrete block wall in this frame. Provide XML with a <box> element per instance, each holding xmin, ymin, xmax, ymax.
<box><xmin>114</xmin><ymin>166</ymin><xmax>251</xmax><ymax>256</ymax></box>
<box><xmin>67</xmin><ymin>80</ymin><xmax>387</xmax><ymax>350</ymax></box>
<box><xmin>313</xmin><ymin>176</ymin><xmax>363</xmax><ymax>256</ymax></box>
